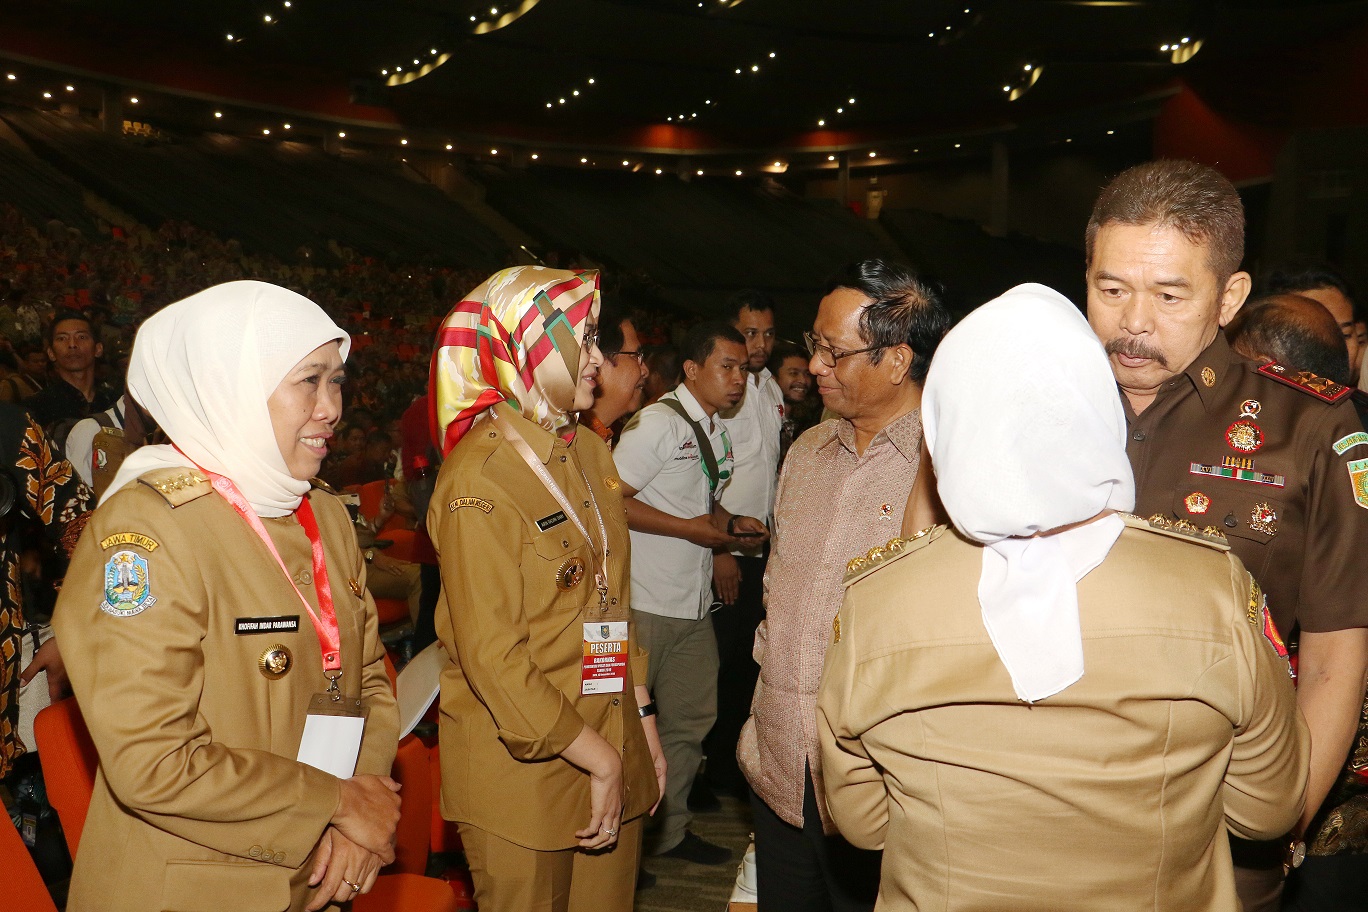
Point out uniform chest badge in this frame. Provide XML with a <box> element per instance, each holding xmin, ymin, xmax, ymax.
<box><xmin>1226</xmin><ymin>420</ymin><xmax>1264</xmax><ymax>453</ymax></box>
<box><xmin>1239</xmin><ymin>399</ymin><xmax>1262</xmax><ymax>420</ymax></box>
<box><xmin>95</xmin><ymin>448</ymin><xmax>108</xmax><ymax>469</ymax></box>
<box><xmin>556</xmin><ymin>557</ymin><xmax>586</xmax><ymax>591</ymax></box>
<box><xmin>1248</xmin><ymin>502</ymin><xmax>1278</xmax><ymax>536</ymax></box>
<box><xmin>1200</xmin><ymin>367</ymin><xmax>1216</xmax><ymax>388</ymax></box>
<box><xmin>879</xmin><ymin>503</ymin><xmax>893</xmax><ymax>518</ymax></box>
<box><xmin>1184</xmin><ymin>492</ymin><xmax>1211</xmax><ymax>515</ymax></box>
<box><xmin>604</xmin><ymin>476</ymin><xmax>620</xmax><ymax>491</ymax></box>
<box><xmin>101</xmin><ymin>550</ymin><xmax>157</xmax><ymax>617</ymax></box>
<box><xmin>258</xmin><ymin>644</ymin><xmax>293</xmax><ymax>679</ymax></box>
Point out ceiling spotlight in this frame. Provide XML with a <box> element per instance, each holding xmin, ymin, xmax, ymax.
<box><xmin>283</xmin><ymin>123</ymin><xmax>291</xmax><ymax>129</ymax></box>
<box><xmin>1107</xmin><ymin>129</ymin><xmax>1115</xmax><ymax>135</ymax></box>
<box><xmin>1065</xmin><ymin>138</ymin><xmax>1072</xmax><ymax>143</ymax></box>
<box><xmin>263</xmin><ymin>14</ymin><xmax>273</xmax><ymax>23</ymax></box>
<box><xmin>214</xmin><ymin>111</ymin><xmax>223</xmax><ymax>118</ymax></box>
<box><xmin>226</xmin><ymin>33</ymin><xmax>234</xmax><ymax>40</ymax></box>
<box><xmin>588</xmin><ymin>77</ymin><xmax>595</xmax><ymax>84</ymax></box>
<box><xmin>65</xmin><ymin>85</ymin><xmax>75</xmax><ymax>92</ymax></box>
<box><xmin>769</xmin><ymin>51</ymin><xmax>776</xmax><ymax>58</ymax></box>
<box><xmin>774</xmin><ymin>161</ymin><xmax>782</xmax><ymax>167</ymax></box>
<box><xmin>667</xmin><ymin>116</ymin><xmax>673</xmax><ymax>122</ymax></box>
<box><xmin>751</xmin><ymin>64</ymin><xmax>760</xmax><ymax>72</ymax></box>
<box><xmin>490</xmin><ymin>148</ymin><xmax>498</xmax><ymax>154</ymax></box>
<box><xmin>400</xmin><ymin>138</ymin><xmax>408</xmax><ymax>145</ymax></box>
<box><xmin>395</xmin><ymin>65</ymin><xmax>402</xmax><ymax>71</ymax></box>
<box><xmin>572</xmin><ymin>90</ymin><xmax>579</xmax><ymax>96</ymax></box>
<box><xmin>381</xmin><ymin>69</ymin><xmax>389</xmax><ymax>75</ymax></box>
<box><xmin>705</xmin><ymin>99</ymin><xmax>712</xmax><ymax>104</ymax></box>
<box><xmin>954</xmin><ymin>142</ymin><xmax>962</xmax><ymax>148</ymax></box>
<box><xmin>1181</xmin><ymin>36</ymin><xmax>1190</xmax><ymax>44</ymax></box>
<box><xmin>491</xmin><ymin>6</ymin><xmax>499</xmax><ymax>14</ymax></box>
<box><xmin>817</xmin><ymin>119</ymin><xmax>825</xmax><ymax>127</ymax></box>
<box><xmin>470</xmin><ymin>15</ymin><xmax>477</xmax><ymax>21</ymax></box>
<box><xmin>4</xmin><ymin>74</ymin><xmax>15</xmax><ymax>81</ymax></box>
<box><xmin>836</xmin><ymin>107</ymin><xmax>843</xmax><ymax>114</ymax></box>
<box><xmin>283</xmin><ymin>1</ymin><xmax>291</xmax><ymax>6</ymax></box>
<box><xmin>735</xmin><ymin>68</ymin><xmax>742</xmax><ymax>75</ymax></box>
<box><xmin>1024</xmin><ymin>64</ymin><xmax>1033</xmax><ymax>71</ymax></box>
<box><xmin>868</xmin><ymin>151</ymin><xmax>876</xmax><ymax>158</ymax></box>
<box><xmin>848</xmin><ymin>97</ymin><xmax>856</xmax><ymax>104</ymax></box>
<box><xmin>655</xmin><ymin>168</ymin><xmax>663</xmax><ymax>174</ymax></box>
<box><xmin>41</xmin><ymin>92</ymin><xmax>51</xmax><ymax>99</ymax></box>
<box><xmin>827</xmin><ymin>154</ymin><xmax>835</xmax><ymax>161</ymax></box>
<box><xmin>913</xmin><ymin>148</ymin><xmax>919</xmax><ymax>153</ymax></box>
<box><xmin>531</xmin><ymin>153</ymin><xmax>539</xmax><ymax>160</ymax></box>
<box><xmin>1003</xmin><ymin>86</ymin><xmax>1011</xmax><ymax>92</ymax></box>
<box><xmin>430</xmin><ymin>48</ymin><xmax>438</xmax><ymax>55</ymax></box>
<box><xmin>623</xmin><ymin>160</ymin><xmax>630</xmax><ymax>166</ymax></box>
<box><xmin>338</xmin><ymin>131</ymin><xmax>346</xmax><ymax>138</ymax></box>
<box><xmin>559</xmin><ymin>98</ymin><xmax>566</xmax><ymax>104</ymax></box>
<box><xmin>446</xmin><ymin>143</ymin><xmax>453</xmax><ymax>150</ymax></box>
<box><xmin>697</xmin><ymin>169</ymin><xmax>704</xmax><ymax>175</ymax></box>
<box><xmin>262</xmin><ymin>128</ymin><xmax>271</xmax><ymax>135</ymax></box>
<box><xmin>735</xmin><ymin>169</ymin><xmax>743</xmax><ymax>176</ymax></box>
<box><xmin>546</xmin><ymin>102</ymin><xmax>553</xmax><ymax>108</ymax></box>
<box><xmin>581</xmin><ymin>157</ymin><xmax>588</xmax><ymax>163</ymax></box>
<box><xmin>413</xmin><ymin>59</ymin><xmax>420</xmax><ymax>65</ymax></box>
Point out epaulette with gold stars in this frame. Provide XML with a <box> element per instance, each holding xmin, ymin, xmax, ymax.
<box><xmin>842</xmin><ymin>525</ymin><xmax>946</xmax><ymax>588</ymax></box>
<box><xmin>138</xmin><ymin>468</ymin><xmax>212</xmax><ymax>507</ymax></box>
<box><xmin>1256</xmin><ymin>361</ymin><xmax>1352</xmax><ymax>404</ymax></box>
<box><xmin>1120</xmin><ymin>512</ymin><xmax>1230</xmax><ymax>551</ymax></box>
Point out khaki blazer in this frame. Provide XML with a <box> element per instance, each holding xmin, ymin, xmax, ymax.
<box><xmin>55</xmin><ymin>469</ymin><xmax>398</xmax><ymax>912</ymax></box>
<box><xmin>429</xmin><ymin>404</ymin><xmax>657</xmax><ymax>851</ymax></box>
<box><xmin>818</xmin><ymin>517</ymin><xmax>1308</xmax><ymax>912</ymax></box>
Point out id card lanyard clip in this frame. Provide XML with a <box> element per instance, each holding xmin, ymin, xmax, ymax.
<box><xmin>491</xmin><ymin>412</ymin><xmax>610</xmax><ymax>604</ymax></box>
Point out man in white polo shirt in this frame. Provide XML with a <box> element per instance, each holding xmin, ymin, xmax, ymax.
<box><xmin>615</xmin><ymin>321</ymin><xmax>770</xmax><ymax>865</ymax></box>
<box><xmin>701</xmin><ymin>291</ymin><xmax>785</xmax><ymax>806</ymax></box>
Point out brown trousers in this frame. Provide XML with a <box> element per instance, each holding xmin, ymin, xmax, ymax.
<box><xmin>457</xmin><ymin>816</ymin><xmax>644</xmax><ymax>912</ymax></box>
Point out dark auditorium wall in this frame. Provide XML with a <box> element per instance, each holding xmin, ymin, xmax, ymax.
<box><xmin>800</xmin><ymin>147</ymin><xmax>1139</xmax><ymax>251</ymax></box>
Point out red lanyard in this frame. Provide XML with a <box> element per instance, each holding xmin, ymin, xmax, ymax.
<box><xmin>206</xmin><ymin>471</ymin><xmax>342</xmax><ymax>674</ymax></box>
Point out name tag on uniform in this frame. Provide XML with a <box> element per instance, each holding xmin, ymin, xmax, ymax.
<box><xmin>582</xmin><ymin>621</ymin><xmax>628</xmax><ymax>695</ymax></box>
<box><xmin>537</xmin><ymin>510</ymin><xmax>568</xmax><ymax>531</ymax></box>
<box><xmin>234</xmin><ymin>615</ymin><xmax>301</xmax><ymax>635</ymax></box>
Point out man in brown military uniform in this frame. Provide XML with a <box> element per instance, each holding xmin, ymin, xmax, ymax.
<box><xmin>1085</xmin><ymin>159</ymin><xmax>1368</xmax><ymax>911</ymax></box>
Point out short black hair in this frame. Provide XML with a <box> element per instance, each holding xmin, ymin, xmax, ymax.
<box><xmin>596</xmin><ymin>296</ymin><xmax>627</xmax><ymax>357</ymax></box>
<box><xmin>680</xmin><ymin>321</ymin><xmax>746</xmax><ymax>367</ymax></box>
<box><xmin>47</xmin><ymin>309</ymin><xmax>92</xmax><ymax>345</ymax></box>
<box><xmin>725</xmin><ymin>289</ymin><xmax>777</xmax><ymax>324</ymax></box>
<box><xmin>1263</xmin><ymin>263</ymin><xmax>1355</xmax><ymax>303</ymax></box>
<box><xmin>825</xmin><ymin>259</ymin><xmax>951</xmax><ymax>382</ymax></box>
<box><xmin>768</xmin><ymin>341</ymin><xmax>808</xmax><ymax>375</ymax></box>
<box><xmin>644</xmin><ymin>345</ymin><xmax>681</xmax><ymax>388</ymax></box>
<box><xmin>1227</xmin><ymin>294</ymin><xmax>1350</xmax><ymax>385</ymax></box>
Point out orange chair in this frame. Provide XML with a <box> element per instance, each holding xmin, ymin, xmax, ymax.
<box><xmin>35</xmin><ymin>692</ymin><xmax>456</xmax><ymax>911</ymax></box>
<box><xmin>0</xmin><ymin>803</ymin><xmax>58</xmax><ymax>912</ymax></box>
<box><xmin>382</xmin><ymin>652</ymin><xmax>435</xmax><ymax>877</ymax></box>
<box><xmin>33</xmin><ymin>698</ymin><xmax>98</xmax><ymax>859</ymax></box>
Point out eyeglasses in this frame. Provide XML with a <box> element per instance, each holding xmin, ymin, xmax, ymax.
<box><xmin>581</xmin><ymin>325</ymin><xmax>600</xmax><ymax>350</ymax></box>
<box><xmin>803</xmin><ymin>331</ymin><xmax>884</xmax><ymax>368</ymax></box>
<box><xmin>607</xmin><ymin>349</ymin><xmax>645</xmax><ymax>364</ymax></box>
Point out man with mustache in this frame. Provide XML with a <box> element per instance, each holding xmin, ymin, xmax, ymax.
<box><xmin>1085</xmin><ymin>159</ymin><xmax>1368</xmax><ymax>912</ymax></box>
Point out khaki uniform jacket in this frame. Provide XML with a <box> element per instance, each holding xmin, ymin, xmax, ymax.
<box><xmin>818</xmin><ymin>519</ymin><xmax>1308</xmax><ymax>912</ymax></box>
<box><xmin>55</xmin><ymin>470</ymin><xmax>398</xmax><ymax>912</ymax></box>
<box><xmin>429</xmin><ymin>404</ymin><xmax>657</xmax><ymax>851</ymax></box>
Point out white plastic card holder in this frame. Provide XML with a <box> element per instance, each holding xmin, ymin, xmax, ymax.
<box><xmin>297</xmin><ymin>693</ymin><xmax>367</xmax><ymax>779</ymax></box>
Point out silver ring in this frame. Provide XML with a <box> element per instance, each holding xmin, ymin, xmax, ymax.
<box><xmin>605</xmin><ymin>826</ymin><xmax>618</xmax><ymax>837</ymax></box>
<box><xmin>344</xmin><ymin>879</ymin><xmax>361</xmax><ymax>893</ymax></box>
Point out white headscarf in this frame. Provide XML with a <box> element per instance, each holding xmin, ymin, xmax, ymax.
<box><xmin>921</xmin><ymin>283</ymin><xmax>1135</xmax><ymax>702</ymax></box>
<box><xmin>102</xmin><ymin>280</ymin><xmax>350</xmax><ymax>517</ymax></box>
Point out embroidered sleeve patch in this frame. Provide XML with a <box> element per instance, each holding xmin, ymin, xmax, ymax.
<box><xmin>99</xmin><ymin>532</ymin><xmax>160</xmax><ymax>552</ymax></box>
<box><xmin>1349</xmin><ymin>458</ymin><xmax>1368</xmax><ymax>511</ymax></box>
<box><xmin>101</xmin><ymin>550</ymin><xmax>157</xmax><ymax>617</ymax></box>
<box><xmin>449</xmin><ymin>496</ymin><xmax>494</xmax><ymax>513</ymax></box>
<box><xmin>1248</xmin><ymin>580</ymin><xmax>1289</xmax><ymax>661</ymax></box>
<box><xmin>1334</xmin><ymin>432</ymin><xmax>1368</xmax><ymax>455</ymax></box>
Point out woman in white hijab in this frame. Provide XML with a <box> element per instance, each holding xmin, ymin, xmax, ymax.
<box><xmin>817</xmin><ymin>283</ymin><xmax>1306</xmax><ymax>911</ymax></box>
<box><xmin>55</xmin><ymin>281</ymin><xmax>401</xmax><ymax>912</ymax></box>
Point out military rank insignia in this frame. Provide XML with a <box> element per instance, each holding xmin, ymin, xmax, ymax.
<box><xmin>1257</xmin><ymin>362</ymin><xmax>1352</xmax><ymax>403</ymax></box>
<box><xmin>1184</xmin><ymin>492</ymin><xmax>1211</xmax><ymax>515</ymax></box>
<box><xmin>101</xmin><ymin>550</ymin><xmax>156</xmax><ymax>617</ymax></box>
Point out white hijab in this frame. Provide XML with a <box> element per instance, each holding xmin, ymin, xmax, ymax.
<box><xmin>103</xmin><ymin>280</ymin><xmax>350</xmax><ymax>517</ymax></box>
<box><xmin>921</xmin><ymin>283</ymin><xmax>1135</xmax><ymax>702</ymax></box>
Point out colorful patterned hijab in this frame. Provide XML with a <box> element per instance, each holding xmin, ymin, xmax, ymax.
<box><xmin>431</xmin><ymin>266</ymin><xmax>600</xmax><ymax>456</ymax></box>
